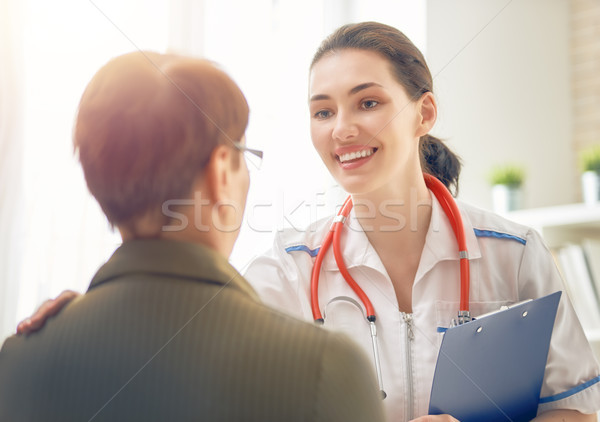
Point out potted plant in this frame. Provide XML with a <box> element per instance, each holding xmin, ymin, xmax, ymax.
<box><xmin>580</xmin><ymin>145</ymin><xmax>600</xmax><ymax>206</ymax></box>
<box><xmin>488</xmin><ymin>164</ymin><xmax>525</xmax><ymax>214</ymax></box>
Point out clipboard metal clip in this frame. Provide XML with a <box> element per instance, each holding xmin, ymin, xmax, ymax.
<box><xmin>450</xmin><ymin>310</ymin><xmax>472</xmax><ymax>327</ymax></box>
<box><xmin>473</xmin><ymin>299</ymin><xmax>533</xmax><ymax>320</ymax></box>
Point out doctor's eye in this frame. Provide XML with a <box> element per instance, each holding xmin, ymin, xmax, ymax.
<box><xmin>313</xmin><ymin>109</ymin><xmax>332</xmax><ymax>119</ymax></box>
<box><xmin>361</xmin><ymin>100</ymin><xmax>379</xmax><ymax>110</ymax></box>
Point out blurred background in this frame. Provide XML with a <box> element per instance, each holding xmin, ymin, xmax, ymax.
<box><xmin>1</xmin><ymin>0</ymin><xmax>598</xmax><ymax>339</ymax></box>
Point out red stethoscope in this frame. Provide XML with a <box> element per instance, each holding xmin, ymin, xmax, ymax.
<box><xmin>309</xmin><ymin>173</ymin><xmax>472</xmax><ymax>398</ymax></box>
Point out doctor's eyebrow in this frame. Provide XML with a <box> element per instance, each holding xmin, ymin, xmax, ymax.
<box><xmin>349</xmin><ymin>82</ymin><xmax>382</xmax><ymax>95</ymax></box>
<box><xmin>309</xmin><ymin>82</ymin><xmax>384</xmax><ymax>103</ymax></box>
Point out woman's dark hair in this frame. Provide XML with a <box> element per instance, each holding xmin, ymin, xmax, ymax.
<box><xmin>311</xmin><ymin>21</ymin><xmax>461</xmax><ymax>194</ymax></box>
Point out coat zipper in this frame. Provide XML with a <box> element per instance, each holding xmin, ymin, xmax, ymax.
<box><xmin>403</xmin><ymin>312</ymin><xmax>415</xmax><ymax>421</ymax></box>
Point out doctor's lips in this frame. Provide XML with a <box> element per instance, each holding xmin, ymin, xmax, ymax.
<box><xmin>335</xmin><ymin>146</ymin><xmax>378</xmax><ymax>165</ymax></box>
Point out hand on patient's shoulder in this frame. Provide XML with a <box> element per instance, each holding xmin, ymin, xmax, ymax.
<box><xmin>16</xmin><ymin>290</ymin><xmax>81</xmax><ymax>335</ymax></box>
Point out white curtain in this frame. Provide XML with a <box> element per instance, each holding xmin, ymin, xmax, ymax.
<box><xmin>0</xmin><ymin>0</ymin><xmax>170</xmax><ymax>339</ymax></box>
<box><xmin>0</xmin><ymin>0</ymin><xmax>26</xmax><ymax>339</ymax></box>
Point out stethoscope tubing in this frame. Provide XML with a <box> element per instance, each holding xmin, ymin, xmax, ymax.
<box><xmin>311</xmin><ymin>173</ymin><xmax>471</xmax><ymax>321</ymax></box>
<box><xmin>332</xmin><ymin>197</ymin><xmax>377</xmax><ymax>321</ymax></box>
<box><xmin>423</xmin><ymin>174</ymin><xmax>470</xmax><ymax>313</ymax></box>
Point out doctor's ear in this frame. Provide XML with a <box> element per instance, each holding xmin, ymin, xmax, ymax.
<box><xmin>415</xmin><ymin>92</ymin><xmax>437</xmax><ymax>138</ymax></box>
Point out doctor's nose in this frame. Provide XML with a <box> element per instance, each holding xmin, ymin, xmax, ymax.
<box><xmin>331</xmin><ymin>111</ymin><xmax>359</xmax><ymax>142</ymax></box>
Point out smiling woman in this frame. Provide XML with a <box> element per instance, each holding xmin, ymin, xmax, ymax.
<box><xmin>243</xmin><ymin>21</ymin><xmax>600</xmax><ymax>421</ymax></box>
<box><xmin>308</xmin><ymin>42</ymin><xmax>460</xmax><ymax>200</ymax></box>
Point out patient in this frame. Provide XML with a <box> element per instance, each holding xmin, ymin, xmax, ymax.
<box><xmin>0</xmin><ymin>51</ymin><xmax>384</xmax><ymax>421</ymax></box>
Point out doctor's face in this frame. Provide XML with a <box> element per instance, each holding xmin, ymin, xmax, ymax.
<box><xmin>308</xmin><ymin>49</ymin><xmax>424</xmax><ymax>197</ymax></box>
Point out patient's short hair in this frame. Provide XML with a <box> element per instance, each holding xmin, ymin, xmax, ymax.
<box><xmin>74</xmin><ymin>51</ymin><xmax>249</xmax><ymax>225</ymax></box>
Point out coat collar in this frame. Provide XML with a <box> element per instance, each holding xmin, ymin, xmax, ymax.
<box><xmin>89</xmin><ymin>239</ymin><xmax>260</xmax><ymax>301</ymax></box>
<box><xmin>415</xmin><ymin>195</ymin><xmax>482</xmax><ymax>282</ymax></box>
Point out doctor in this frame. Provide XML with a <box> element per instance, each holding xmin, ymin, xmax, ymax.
<box><xmin>243</xmin><ymin>22</ymin><xmax>600</xmax><ymax>421</ymax></box>
<box><xmin>17</xmin><ymin>22</ymin><xmax>600</xmax><ymax>422</ymax></box>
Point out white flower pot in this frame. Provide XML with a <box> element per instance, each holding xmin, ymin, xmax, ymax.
<box><xmin>582</xmin><ymin>171</ymin><xmax>600</xmax><ymax>206</ymax></box>
<box><xmin>492</xmin><ymin>184</ymin><xmax>523</xmax><ymax>214</ymax></box>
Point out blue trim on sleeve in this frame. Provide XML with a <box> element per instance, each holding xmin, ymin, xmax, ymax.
<box><xmin>539</xmin><ymin>375</ymin><xmax>600</xmax><ymax>403</ymax></box>
<box><xmin>437</xmin><ymin>327</ymin><xmax>448</xmax><ymax>333</ymax></box>
<box><xmin>473</xmin><ymin>229</ymin><xmax>526</xmax><ymax>245</ymax></box>
<box><xmin>285</xmin><ymin>245</ymin><xmax>320</xmax><ymax>257</ymax></box>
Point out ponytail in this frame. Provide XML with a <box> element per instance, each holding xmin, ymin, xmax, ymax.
<box><xmin>420</xmin><ymin>135</ymin><xmax>462</xmax><ymax>195</ymax></box>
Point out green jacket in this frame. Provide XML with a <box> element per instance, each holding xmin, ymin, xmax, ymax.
<box><xmin>0</xmin><ymin>239</ymin><xmax>384</xmax><ymax>421</ymax></box>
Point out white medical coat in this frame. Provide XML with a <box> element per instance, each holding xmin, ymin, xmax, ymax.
<box><xmin>244</xmin><ymin>194</ymin><xmax>600</xmax><ymax>420</ymax></box>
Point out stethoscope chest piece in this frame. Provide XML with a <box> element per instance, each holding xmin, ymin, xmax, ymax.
<box><xmin>322</xmin><ymin>296</ymin><xmax>387</xmax><ymax>399</ymax></box>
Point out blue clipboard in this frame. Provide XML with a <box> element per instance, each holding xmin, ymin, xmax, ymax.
<box><xmin>428</xmin><ymin>291</ymin><xmax>562</xmax><ymax>422</ymax></box>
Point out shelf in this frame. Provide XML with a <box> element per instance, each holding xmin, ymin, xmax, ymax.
<box><xmin>506</xmin><ymin>202</ymin><xmax>600</xmax><ymax>248</ymax></box>
<box><xmin>506</xmin><ymin>203</ymin><xmax>600</xmax><ymax>351</ymax></box>
<box><xmin>506</xmin><ymin>202</ymin><xmax>600</xmax><ymax>228</ymax></box>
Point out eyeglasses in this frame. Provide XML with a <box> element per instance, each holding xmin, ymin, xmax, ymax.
<box><xmin>232</xmin><ymin>142</ymin><xmax>263</xmax><ymax>170</ymax></box>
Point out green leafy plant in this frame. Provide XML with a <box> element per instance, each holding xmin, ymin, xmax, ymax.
<box><xmin>580</xmin><ymin>145</ymin><xmax>600</xmax><ymax>174</ymax></box>
<box><xmin>488</xmin><ymin>164</ymin><xmax>525</xmax><ymax>187</ymax></box>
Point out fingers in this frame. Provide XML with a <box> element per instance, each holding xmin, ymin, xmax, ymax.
<box><xmin>53</xmin><ymin>290</ymin><xmax>80</xmax><ymax>310</ymax></box>
<box><xmin>16</xmin><ymin>318</ymin><xmax>33</xmax><ymax>335</ymax></box>
<box><xmin>16</xmin><ymin>290</ymin><xmax>81</xmax><ymax>335</ymax></box>
<box><xmin>16</xmin><ymin>300</ymin><xmax>55</xmax><ymax>334</ymax></box>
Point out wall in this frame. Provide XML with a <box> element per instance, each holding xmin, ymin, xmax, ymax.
<box><xmin>426</xmin><ymin>0</ymin><xmax>574</xmax><ymax>210</ymax></box>
<box><xmin>571</xmin><ymin>0</ymin><xmax>600</xmax><ymax>155</ymax></box>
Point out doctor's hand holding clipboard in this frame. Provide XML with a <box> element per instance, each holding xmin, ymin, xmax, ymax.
<box><xmin>17</xmin><ymin>22</ymin><xmax>600</xmax><ymax>422</ymax></box>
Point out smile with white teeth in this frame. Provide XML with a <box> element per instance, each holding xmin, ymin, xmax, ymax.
<box><xmin>337</xmin><ymin>148</ymin><xmax>377</xmax><ymax>163</ymax></box>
